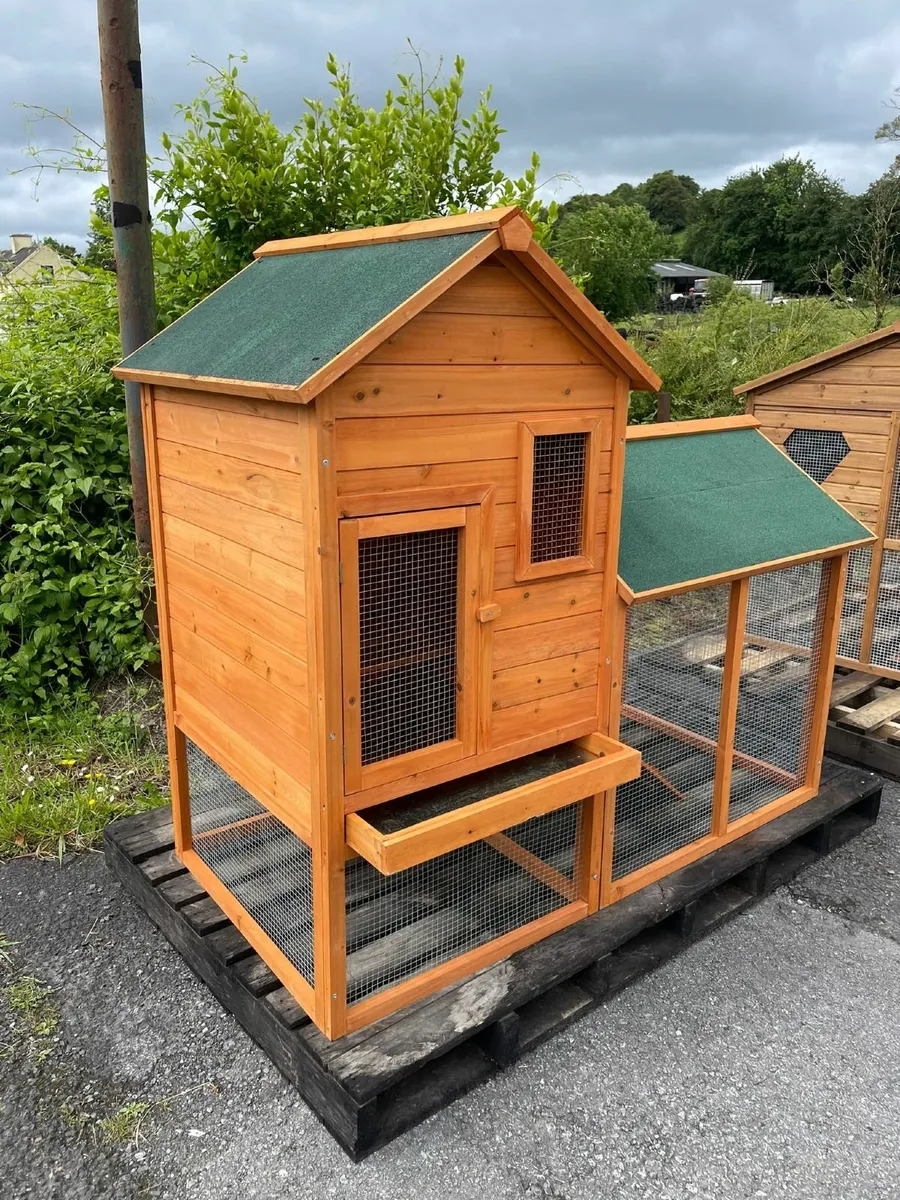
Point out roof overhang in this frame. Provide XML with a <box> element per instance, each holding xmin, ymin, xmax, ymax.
<box><xmin>735</xmin><ymin>320</ymin><xmax>900</xmax><ymax>397</ymax></box>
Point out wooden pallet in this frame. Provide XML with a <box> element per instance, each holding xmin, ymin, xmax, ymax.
<box><xmin>104</xmin><ymin>759</ymin><xmax>881</xmax><ymax>1159</ymax></box>
<box><xmin>827</xmin><ymin>667</ymin><xmax>900</xmax><ymax>780</ymax></box>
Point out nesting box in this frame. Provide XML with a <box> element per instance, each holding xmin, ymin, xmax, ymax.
<box><xmin>738</xmin><ymin>322</ymin><xmax>900</xmax><ymax>677</ymax></box>
<box><xmin>114</xmin><ymin>210</ymin><xmax>868</xmax><ymax>1040</ymax></box>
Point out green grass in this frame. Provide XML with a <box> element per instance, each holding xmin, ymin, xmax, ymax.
<box><xmin>0</xmin><ymin>679</ymin><xmax>168</xmax><ymax>859</ymax></box>
<box><xmin>97</xmin><ymin>1100</ymin><xmax>154</xmax><ymax>1145</ymax></box>
<box><xmin>3</xmin><ymin>975</ymin><xmax>59</xmax><ymax>1038</ymax></box>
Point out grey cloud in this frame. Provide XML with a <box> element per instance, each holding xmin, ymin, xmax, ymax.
<box><xmin>2</xmin><ymin>0</ymin><xmax>899</xmax><ymax>247</ymax></box>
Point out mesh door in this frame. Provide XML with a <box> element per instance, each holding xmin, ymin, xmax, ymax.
<box><xmin>728</xmin><ymin>562</ymin><xmax>825</xmax><ymax>822</ymax></box>
<box><xmin>531</xmin><ymin>432</ymin><xmax>587</xmax><ymax>563</ymax></box>
<box><xmin>345</xmin><ymin>802</ymin><xmax>584</xmax><ymax>1005</ymax></box>
<box><xmin>836</xmin><ymin>546</ymin><xmax>872</xmax><ymax>662</ymax></box>
<box><xmin>869</xmin><ymin>549</ymin><xmax>900</xmax><ymax>671</ymax></box>
<box><xmin>613</xmin><ymin>588</ymin><xmax>730</xmax><ymax>880</ymax></box>
<box><xmin>359</xmin><ymin>527</ymin><xmax>459</xmax><ymax>766</ymax></box>
<box><xmin>185</xmin><ymin>740</ymin><xmax>315</xmax><ymax>986</ymax></box>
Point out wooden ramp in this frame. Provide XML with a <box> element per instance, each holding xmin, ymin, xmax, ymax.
<box><xmin>104</xmin><ymin>759</ymin><xmax>880</xmax><ymax>1158</ymax></box>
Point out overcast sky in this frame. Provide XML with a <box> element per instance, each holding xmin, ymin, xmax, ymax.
<box><xmin>2</xmin><ymin>0</ymin><xmax>899</xmax><ymax>249</ymax></box>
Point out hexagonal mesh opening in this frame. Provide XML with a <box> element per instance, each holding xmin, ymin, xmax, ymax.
<box><xmin>783</xmin><ymin>428</ymin><xmax>850</xmax><ymax>484</ymax></box>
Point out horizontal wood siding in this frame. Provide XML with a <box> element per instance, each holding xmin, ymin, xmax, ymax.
<box><xmin>152</xmin><ymin>387</ymin><xmax>311</xmax><ymax>833</ymax></box>
<box><xmin>330</xmin><ymin>267</ymin><xmax>615</xmax><ymax>784</ymax></box>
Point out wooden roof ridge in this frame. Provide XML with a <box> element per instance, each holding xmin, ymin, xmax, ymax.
<box><xmin>253</xmin><ymin>207</ymin><xmax>531</xmax><ymax>258</ymax></box>
<box><xmin>734</xmin><ymin>320</ymin><xmax>900</xmax><ymax>396</ymax></box>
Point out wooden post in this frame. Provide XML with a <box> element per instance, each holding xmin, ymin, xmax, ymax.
<box><xmin>97</xmin><ymin>0</ymin><xmax>157</xmax><ymax>556</ymax></box>
<box><xmin>712</xmin><ymin>577</ymin><xmax>749</xmax><ymax>837</ymax></box>
<box><xmin>805</xmin><ymin>555</ymin><xmax>849</xmax><ymax>790</ymax></box>
<box><xmin>655</xmin><ymin>390</ymin><xmax>672</xmax><ymax>423</ymax></box>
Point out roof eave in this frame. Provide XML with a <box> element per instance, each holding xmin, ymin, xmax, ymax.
<box><xmin>111</xmin><ymin>365</ymin><xmax>306</xmax><ymax>404</ymax></box>
<box><xmin>735</xmin><ymin>320</ymin><xmax>900</xmax><ymax>396</ymax></box>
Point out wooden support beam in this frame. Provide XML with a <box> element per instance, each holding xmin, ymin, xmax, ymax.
<box><xmin>713</xmin><ymin>578</ymin><xmax>749</xmax><ymax>837</ymax></box>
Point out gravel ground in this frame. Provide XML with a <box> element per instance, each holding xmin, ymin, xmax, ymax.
<box><xmin>1</xmin><ymin>781</ymin><xmax>899</xmax><ymax>1200</ymax></box>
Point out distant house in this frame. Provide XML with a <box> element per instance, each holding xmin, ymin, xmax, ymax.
<box><xmin>0</xmin><ymin>234</ymin><xmax>88</xmax><ymax>293</ymax></box>
<box><xmin>651</xmin><ymin>258</ymin><xmax>725</xmax><ymax>298</ymax></box>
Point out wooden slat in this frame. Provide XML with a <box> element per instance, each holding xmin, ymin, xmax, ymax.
<box><xmin>337</xmin><ymin>458</ymin><xmax>518</xmax><ymax>504</ymax></box>
<box><xmin>365</xmin><ymin>311</ymin><xmax>600</xmax><ymax>366</ymax></box>
<box><xmin>493</xmin><ymin>611</ymin><xmax>600</xmax><ymax>672</ymax></box>
<box><xmin>159</xmin><ymin>477</ymin><xmax>304</xmax><ymax>567</ymax></box>
<box><xmin>155</xmin><ymin>397</ymin><xmax>303</xmax><ymax>471</ymax></box>
<box><xmin>173</xmin><ymin>654</ymin><xmax>310</xmax><ymax>785</ymax></box>
<box><xmin>496</xmin><ymin>494</ymin><xmax>610</xmax><ymax>550</ymax></box>
<box><xmin>495</xmin><ymin>534</ymin><xmax>606</xmax><ymax>590</ymax></box>
<box><xmin>166</xmin><ymin>552</ymin><xmax>306</xmax><ymax>658</ymax></box>
<box><xmin>752</xmin><ymin>407</ymin><xmax>893</xmax><ymax>435</ymax></box>
<box><xmin>830</xmin><ymin>670</ymin><xmax>879</xmax><ymax>706</ymax></box>
<box><xmin>427</xmin><ymin>261</ymin><xmax>552</xmax><ymax>317</ymax></box>
<box><xmin>162</xmin><ymin>514</ymin><xmax>305</xmax><ymax>613</ymax></box>
<box><xmin>837</xmin><ymin>686</ymin><xmax>900</xmax><ymax>731</ymax></box>
<box><xmin>735</xmin><ymin>324</ymin><xmax>900</xmax><ymax>394</ymax></box>
<box><xmin>713</xmin><ymin>578</ymin><xmax>749</xmax><ymax>837</ymax></box>
<box><xmin>156</xmin><ymin>440</ymin><xmax>304</xmax><ymax>520</ymax></box>
<box><xmin>490</xmin><ymin>688</ymin><xmax>598</xmax><ymax>748</ymax></box>
<box><xmin>169</xmin><ymin>618</ymin><xmax>309</xmax><ymax>743</ymax></box>
<box><xmin>805</xmin><ymin>363</ymin><xmax>900</xmax><ymax>386</ymax></box>
<box><xmin>168</xmin><ymin>586</ymin><xmax>308</xmax><ymax>701</ymax></box>
<box><xmin>174</xmin><ymin>689</ymin><xmax>311</xmax><ymax>844</ymax></box>
<box><xmin>757</xmin><ymin>382</ymin><xmax>897</xmax><ymax>411</ymax></box>
<box><xmin>625</xmin><ymin>415</ymin><xmax>759</xmax><ymax>440</ymax></box>
<box><xmin>253</xmin><ymin>207</ymin><xmax>521</xmax><ymax>256</ymax></box>
<box><xmin>492</xmin><ymin>649</ymin><xmax>601</xmax><ymax>710</ymax></box>
<box><xmin>493</xmin><ymin>575</ymin><xmax>603</xmax><ymax>630</ymax></box>
<box><xmin>152</xmin><ymin>385</ymin><xmax>300</xmax><ymax>423</ymax></box>
<box><xmin>328</xmin><ymin>365</ymin><xmax>617</xmax><ymax>419</ymax></box>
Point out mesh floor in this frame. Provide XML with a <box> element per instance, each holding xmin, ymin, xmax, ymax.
<box><xmin>186</xmin><ymin>740</ymin><xmax>315</xmax><ymax>986</ymax></box>
<box><xmin>345</xmin><ymin>802</ymin><xmax>584</xmax><ymax>1005</ymax></box>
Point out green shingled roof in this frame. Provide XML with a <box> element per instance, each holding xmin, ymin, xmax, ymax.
<box><xmin>117</xmin><ymin>231</ymin><xmax>489</xmax><ymax>387</ymax></box>
<box><xmin>618</xmin><ymin>427</ymin><xmax>871</xmax><ymax>595</ymax></box>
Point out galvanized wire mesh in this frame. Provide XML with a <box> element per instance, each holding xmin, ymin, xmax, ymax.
<box><xmin>782</xmin><ymin>428</ymin><xmax>851</xmax><ymax>484</ymax></box>
<box><xmin>531</xmin><ymin>432</ymin><xmax>587</xmax><ymax>563</ymax></box>
<box><xmin>885</xmin><ymin>448</ymin><xmax>900</xmax><ymax>540</ymax></box>
<box><xmin>358</xmin><ymin>527</ymin><xmax>459</xmax><ymax>766</ymax></box>
<box><xmin>869</xmin><ymin>549</ymin><xmax>900</xmax><ymax>671</ymax></box>
<box><xmin>613</xmin><ymin>588</ymin><xmax>730</xmax><ymax>880</ymax></box>
<box><xmin>345</xmin><ymin>801</ymin><xmax>583</xmax><ymax>1005</ymax></box>
<box><xmin>186</xmin><ymin>739</ymin><xmax>315</xmax><ymax>986</ymax></box>
<box><xmin>728</xmin><ymin>562</ymin><xmax>826</xmax><ymax>822</ymax></box>
<box><xmin>836</xmin><ymin>547</ymin><xmax>872</xmax><ymax>662</ymax></box>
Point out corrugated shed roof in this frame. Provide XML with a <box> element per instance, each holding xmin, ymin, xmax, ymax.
<box><xmin>618</xmin><ymin>427</ymin><xmax>871</xmax><ymax>594</ymax></box>
<box><xmin>651</xmin><ymin>259</ymin><xmax>725</xmax><ymax>280</ymax></box>
<box><xmin>116</xmin><ymin>230</ymin><xmax>489</xmax><ymax>388</ymax></box>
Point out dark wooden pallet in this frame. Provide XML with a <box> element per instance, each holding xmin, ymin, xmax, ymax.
<box><xmin>104</xmin><ymin>759</ymin><xmax>881</xmax><ymax>1159</ymax></box>
<box><xmin>827</xmin><ymin>666</ymin><xmax>900</xmax><ymax>781</ymax></box>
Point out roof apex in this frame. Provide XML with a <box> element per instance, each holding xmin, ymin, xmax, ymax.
<box><xmin>254</xmin><ymin>207</ymin><xmax>531</xmax><ymax>259</ymax></box>
<box><xmin>735</xmin><ymin>320</ymin><xmax>900</xmax><ymax>396</ymax></box>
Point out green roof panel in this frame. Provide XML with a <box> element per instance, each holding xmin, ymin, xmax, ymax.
<box><xmin>619</xmin><ymin>427</ymin><xmax>871</xmax><ymax>594</ymax></box>
<box><xmin>118</xmin><ymin>231</ymin><xmax>489</xmax><ymax>387</ymax></box>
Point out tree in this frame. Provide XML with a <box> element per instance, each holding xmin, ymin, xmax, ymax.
<box><xmin>82</xmin><ymin>187</ymin><xmax>116</xmax><ymax>272</ymax></box>
<box><xmin>552</xmin><ymin>202</ymin><xmax>671</xmax><ymax>319</ymax></box>
<box><xmin>637</xmin><ymin>171</ymin><xmax>700</xmax><ymax>233</ymax></box>
<box><xmin>683</xmin><ymin>157</ymin><xmax>854</xmax><ymax>292</ymax></box>
<box><xmin>876</xmin><ymin>86</ymin><xmax>900</xmax><ymax>150</ymax></box>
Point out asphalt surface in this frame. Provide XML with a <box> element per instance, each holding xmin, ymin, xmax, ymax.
<box><xmin>1</xmin><ymin>780</ymin><xmax>899</xmax><ymax>1200</ymax></box>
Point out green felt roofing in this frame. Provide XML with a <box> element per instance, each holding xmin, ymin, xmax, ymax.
<box><xmin>618</xmin><ymin>427</ymin><xmax>871</xmax><ymax>594</ymax></box>
<box><xmin>117</xmin><ymin>231</ymin><xmax>488</xmax><ymax>387</ymax></box>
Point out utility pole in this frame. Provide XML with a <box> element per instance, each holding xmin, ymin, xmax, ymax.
<box><xmin>97</xmin><ymin>0</ymin><xmax>156</xmax><ymax>555</ymax></box>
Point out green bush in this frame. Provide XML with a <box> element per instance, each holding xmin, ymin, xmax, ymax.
<box><xmin>627</xmin><ymin>295</ymin><xmax>900</xmax><ymax>423</ymax></box>
<box><xmin>0</xmin><ymin>278</ymin><xmax>155</xmax><ymax>706</ymax></box>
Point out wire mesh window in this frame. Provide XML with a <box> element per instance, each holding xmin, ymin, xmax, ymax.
<box><xmin>358</xmin><ymin>527</ymin><xmax>459</xmax><ymax>766</ymax></box>
<box><xmin>837</xmin><ymin>547</ymin><xmax>872</xmax><ymax>662</ymax></box>
<box><xmin>728</xmin><ymin>562</ymin><xmax>826</xmax><ymax>822</ymax></box>
<box><xmin>531</xmin><ymin>432</ymin><xmax>587</xmax><ymax>563</ymax></box>
<box><xmin>782</xmin><ymin>428</ymin><xmax>851</xmax><ymax>484</ymax></box>
<box><xmin>869</xmin><ymin>549</ymin><xmax>900</xmax><ymax>671</ymax></box>
<box><xmin>613</xmin><ymin>587</ymin><xmax>730</xmax><ymax>881</ymax></box>
<box><xmin>345</xmin><ymin>802</ymin><xmax>584</xmax><ymax>1005</ymax></box>
<box><xmin>885</xmin><ymin>447</ymin><xmax>900</xmax><ymax>541</ymax></box>
<box><xmin>185</xmin><ymin>739</ymin><xmax>315</xmax><ymax>986</ymax></box>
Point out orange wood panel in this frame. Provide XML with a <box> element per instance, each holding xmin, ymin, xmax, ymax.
<box><xmin>328</xmin><ymin>365</ymin><xmax>617</xmax><ymax>419</ymax></box>
<box><xmin>493</xmin><ymin>611</ymin><xmax>601</xmax><ymax>672</ymax></box>
<box><xmin>756</xmin><ymin>382</ymin><xmax>897</xmax><ymax>411</ymax></box>
<box><xmin>152</xmin><ymin>385</ymin><xmax>300</xmax><ymax>423</ymax></box>
<box><xmin>365</xmin><ymin>311</ymin><xmax>600</xmax><ymax>366</ymax></box>
<box><xmin>490</xmin><ymin>688</ymin><xmax>599</xmax><ymax>748</ymax></box>
<box><xmin>165</xmin><ymin>552</ymin><xmax>306</xmax><ymax>654</ymax></box>
<box><xmin>495</xmin><ymin>534</ymin><xmax>606</xmax><ymax>590</ymax></box>
<box><xmin>492</xmin><ymin>649</ymin><xmax>601</xmax><ymax>710</ymax></box>
<box><xmin>427</xmin><ymin>260</ymin><xmax>553</xmax><ymax>317</ymax></box>
<box><xmin>162</xmin><ymin>514</ymin><xmax>305</xmax><ymax>613</ymax></box>
<box><xmin>156</xmin><ymin>440</ymin><xmax>304</xmax><ymax>520</ymax></box>
<box><xmin>493</xmin><ymin>575</ymin><xmax>603</xmax><ymax>630</ymax></box>
<box><xmin>337</xmin><ymin>458</ymin><xmax>518</xmax><ymax>503</ymax></box>
<box><xmin>159</xmin><ymin>477</ymin><xmax>304</xmax><ymax>567</ymax></box>
<box><xmin>154</xmin><ymin>397</ymin><xmax>303</xmax><ymax>471</ymax></box>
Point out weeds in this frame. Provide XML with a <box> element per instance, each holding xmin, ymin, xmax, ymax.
<box><xmin>3</xmin><ymin>975</ymin><xmax>59</xmax><ymax>1059</ymax></box>
<box><xmin>97</xmin><ymin>1100</ymin><xmax>154</xmax><ymax>1145</ymax></box>
<box><xmin>0</xmin><ymin>678</ymin><xmax>167</xmax><ymax>858</ymax></box>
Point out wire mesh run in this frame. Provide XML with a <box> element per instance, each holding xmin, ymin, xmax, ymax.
<box><xmin>531</xmin><ymin>432</ymin><xmax>587</xmax><ymax>563</ymax></box>
<box><xmin>869</xmin><ymin>549</ymin><xmax>900</xmax><ymax>671</ymax></box>
<box><xmin>836</xmin><ymin>547</ymin><xmax>872</xmax><ymax>662</ymax></box>
<box><xmin>358</xmin><ymin>527</ymin><xmax>459</xmax><ymax>767</ymax></box>
<box><xmin>345</xmin><ymin>802</ymin><xmax>584</xmax><ymax>1005</ymax></box>
<box><xmin>185</xmin><ymin>739</ymin><xmax>315</xmax><ymax>987</ymax></box>
<box><xmin>885</xmin><ymin>448</ymin><xmax>900</xmax><ymax>540</ymax></box>
<box><xmin>613</xmin><ymin>588</ymin><xmax>730</xmax><ymax>880</ymax></box>
<box><xmin>782</xmin><ymin>428</ymin><xmax>851</xmax><ymax>484</ymax></box>
<box><xmin>728</xmin><ymin>562</ymin><xmax>826</xmax><ymax>822</ymax></box>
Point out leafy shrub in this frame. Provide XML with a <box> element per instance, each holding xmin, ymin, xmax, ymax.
<box><xmin>0</xmin><ymin>277</ymin><xmax>155</xmax><ymax>705</ymax></box>
<box><xmin>627</xmin><ymin>294</ymin><xmax>900</xmax><ymax>423</ymax></box>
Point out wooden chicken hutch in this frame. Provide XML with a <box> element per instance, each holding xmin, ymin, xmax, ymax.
<box><xmin>738</xmin><ymin>322</ymin><xmax>900</xmax><ymax>678</ymax></box>
<box><xmin>113</xmin><ymin>209</ymin><xmax>870</xmax><ymax>1043</ymax></box>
